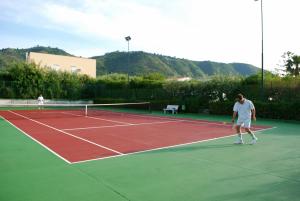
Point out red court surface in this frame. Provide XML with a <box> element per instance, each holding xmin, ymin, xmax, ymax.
<box><xmin>0</xmin><ymin>110</ymin><xmax>271</xmax><ymax>164</ymax></box>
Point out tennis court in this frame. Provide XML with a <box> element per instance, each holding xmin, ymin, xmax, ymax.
<box><xmin>0</xmin><ymin>103</ymin><xmax>271</xmax><ymax>164</ymax></box>
<box><xmin>0</xmin><ymin>103</ymin><xmax>299</xmax><ymax>201</ymax></box>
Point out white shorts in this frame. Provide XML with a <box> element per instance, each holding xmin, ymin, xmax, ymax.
<box><xmin>236</xmin><ymin>118</ymin><xmax>251</xmax><ymax>128</ymax></box>
<box><xmin>38</xmin><ymin>102</ymin><xmax>44</xmax><ymax>105</ymax></box>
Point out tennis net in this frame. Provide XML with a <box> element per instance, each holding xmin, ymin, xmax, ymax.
<box><xmin>0</xmin><ymin>102</ymin><xmax>151</xmax><ymax>120</ymax></box>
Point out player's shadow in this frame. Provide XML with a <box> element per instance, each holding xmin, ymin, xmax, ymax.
<box><xmin>152</xmin><ymin>143</ymin><xmax>236</xmax><ymax>154</ymax></box>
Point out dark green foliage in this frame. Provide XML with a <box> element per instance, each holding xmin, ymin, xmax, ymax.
<box><xmin>209</xmin><ymin>101</ymin><xmax>233</xmax><ymax>115</ymax></box>
<box><xmin>27</xmin><ymin>46</ymin><xmax>71</xmax><ymax>56</ymax></box>
<box><xmin>92</xmin><ymin>51</ymin><xmax>259</xmax><ymax>77</ymax></box>
<box><xmin>241</xmin><ymin>71</ymin><xmax>300</xmax><ymax>101</ymax></box>
<box><xmin>1</xmin><ymin>47</ymin><xmax>259</xmax><ymax>78</ymax></box>
<box><xmin>0</xmin><ymin>46</ymin><xmax>71</xmax><ymax>70</ymax></box>
<box><xmin>281</xmin><ymin>51</ymin><xmax>300</xmax><ymax>76</ymax></box>
<box><xmin>8</xmin><ymin>62</ymin><xmax>44</xmax><ymax>98</ymax></box>
<box><xmin>0</xmin><ymin>49</ymin><xmax>299</xmax><ymax>121</ymax></box>
<box><xmin>195</xmin><ymin>61</ymin><xmax>258</xmax><ymax>76</ymax></box>
<box><xmin>0</xmin><ymin>62</ymin><xmax>299</xmax><ymax>120</ymax></box>
<box><xmin>0</xmin><ymin>62</ymin><xmax>91</xmax><ymax>99</ymax></box>
<box><xmin>209</xmin><ymin>100</ymin><xmax>300</xmax><ymax>121</ymax></box>
<box><xmin>231</xmin><ymin>63</ymin><xmax>259</xmax><ymax>75</ymax></box>
<box><xmin>43</xmin><ymin>70</ymin><xmax>63</xmax><ymax>99</ymax></box>
<box><xmin>255</xmin><ymin>101</ymin><xmax>300</xmax><ymax>120</ymax></box>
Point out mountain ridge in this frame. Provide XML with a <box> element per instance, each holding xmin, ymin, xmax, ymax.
<box><xmin>0</xmin><ymin>46</ymin><xmax>259</xmax><ymax>77</ymax></box>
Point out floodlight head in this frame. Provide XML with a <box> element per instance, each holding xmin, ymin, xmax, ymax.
<box><xmin>125</xmin><ymin>36</ymin><xmax>131</xmax><ymax>41</ymax></box>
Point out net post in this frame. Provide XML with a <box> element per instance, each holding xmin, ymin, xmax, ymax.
<box><xmin>148</xmin><ymin>102</ymin><xmax>152</xmax><ymax>113</ymax></box>
<box><xmin>85</xmin><ymin>105</ymin><xmax>87</xmax><ymax>116</ymax></box>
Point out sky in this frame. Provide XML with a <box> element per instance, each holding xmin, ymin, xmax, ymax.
<box><xmin>0</xmin><ymin>0</ymin><xmax>299</xmax><ymax>72</ymax></box>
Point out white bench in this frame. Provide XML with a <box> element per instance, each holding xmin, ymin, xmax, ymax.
<box><xmin>163</xmin><ymin>105</ymin><xmax>179</xmax><ymax>114</ymax></box>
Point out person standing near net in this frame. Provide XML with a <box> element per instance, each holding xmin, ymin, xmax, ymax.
<box><xmin>37</xmin><ymin>94</ymin><xmax>44</xmax><ymax>109</ymax></box>
<box><xmin>232</xmin><ymin>93</ymin><xmax>258</xmax><ymax>144</ymax></box>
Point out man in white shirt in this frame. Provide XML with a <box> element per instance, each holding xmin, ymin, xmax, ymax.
<box><xmin>37</xmin><ymin>94</ymin><xmax>44</xmax><ymax>109</ymax></box>
<box><xmin>232</xmin><ymin>94</ymin><xmax>258</xmax><ymax>144</ymax></box>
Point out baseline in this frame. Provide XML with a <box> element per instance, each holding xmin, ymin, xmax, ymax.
<box><xmin>8</xmin><ymin>110</ymin><xmax>124</xmax><ymax>155</ymax></box>
<box><xmin>0</xmin><ymin>115</ymin><xmax>71</xmax><ymax>164</ymax></box>
<box><xmin>62</xmin><ymin>120</ymin><xmax>186</xmax><ymax>131</ymax></box>
<box><xmin>72</xmin><ymin>126</ymin><xmax>276</xmax><ymax>164</ymax></box>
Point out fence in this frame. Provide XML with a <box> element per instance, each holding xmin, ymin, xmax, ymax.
<box><xmin>0</xmin><ymin>99</ymin><xmax>93</xmax><ymax>105</ymax></box>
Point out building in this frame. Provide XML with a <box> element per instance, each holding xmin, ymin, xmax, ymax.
<box><xmin>27</xmin><ymin>52</ymin><xmax>96</xmax><ymax>78</ymax></box>
<box><xmin>176</xmin><ymin>77</ymin><xmax>192</xmax><ymax>81</ymax></box>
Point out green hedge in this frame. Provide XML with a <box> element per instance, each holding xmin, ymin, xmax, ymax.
<box><xmin>1</xmin><ymin>62</ymin><xmax>300</xmax><ymax>121</ymax></box>
<box><xmin>209</xmin><ymin>100</ymin><xmax>300</xmax><ymax>121</ymax></box>
<box><xmin>209</xmin><ymin>101</ymin><xmax>233</xmax><ymax>115</ymax></box>
<box><xmin>255</xmin><ymin>101</ymin><xmax>300</xmax><ymax>120</ymax></box>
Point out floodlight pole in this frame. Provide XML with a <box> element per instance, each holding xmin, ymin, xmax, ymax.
<box><xmin>255</xmin><ymin>0</ymin><xmax>264</xmax><ymax>100</ymax></box>
<box><xmin>125</xmin><ymin>36</ymin><xmax>131</xmax><ymax>82</ymax></box>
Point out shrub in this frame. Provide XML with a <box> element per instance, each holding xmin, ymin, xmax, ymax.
<box><xmin>209</xmin><ymin>100</ymin><xmax>300</xmax><ymax>121</ymax></box>
<box><xmin>1</xmin><ymin>63</ymin><xmax>299</xmax><ymax>121</ymax></box>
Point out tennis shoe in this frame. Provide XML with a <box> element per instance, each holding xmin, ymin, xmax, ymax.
<box><xmin>250</xmin><ymin>137</ymin><xmax>258</xmax><ymax>145</ymax></box>
<box><xmin>234</xmin><ymin>139</ymin><xmax>244</xmax><ymax>144</ymax></box>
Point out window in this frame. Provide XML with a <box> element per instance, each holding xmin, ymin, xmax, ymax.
<box><xmin>71</xmin><ymin>66</ymin><xmax>81</xmax><ymax>74</ymax></box>
<box><xmin>52</xmin><ymin>64</ymin><xmax>60</xmax><ymax>71</ymax></box>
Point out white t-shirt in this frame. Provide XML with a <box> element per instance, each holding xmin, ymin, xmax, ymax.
<box><xmin>233</xmin><ymin>99</ymin><xmax>255</xmax><ymax>120</ymax></box>
<box><xmin>37</xmin><ymin>96</ymin><xmax>44</xmax><ymax>104</ymax></box>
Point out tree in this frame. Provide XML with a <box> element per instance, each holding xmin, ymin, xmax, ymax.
<box><xmin>281</xmin><ymin>51</ymin><xmax>300</xmax><ymax>76</ymax></box>
<box><xmin>292</xmin><ymin>55</ymin><xmax>300</xmax><ymax>76</ymax></box>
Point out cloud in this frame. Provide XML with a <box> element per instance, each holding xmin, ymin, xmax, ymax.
<box><xmin>38</xmin><ymin>0</ymin><xmax>179</xmax><ymax>40</ymax></box>
<box><xmin>0</xmin><ymin>0</ymin><xmax>259</xmax><ymax>48</ymax></box>
<box><xmin>1</xmin><ymin>0</ymin><xmax>300</xmax><ymax>70</ymax></box>
<box><xmin>0</xmin><ymin>0</ymin><xmax>260</xmax><ymax>63</ymax></box>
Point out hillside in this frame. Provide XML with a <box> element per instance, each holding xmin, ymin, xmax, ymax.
<box><xmin>0</xmin><ymin>46</ymin><xmax>71</xmax><ymax>70</ymax></box>
<box><xmin>0</xmin><ymin>46</ymin><xmax>259</xmax><ymax>77</ymax></box>
<box><xmin>93</xmin><ymin>51</ymin><xmax>259</xmax><ymax>78</ymax></box>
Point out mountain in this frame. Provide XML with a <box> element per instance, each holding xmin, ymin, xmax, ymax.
<box><xmin>92</xmin><ymin>51</ymin><xmax>259</xmax><ymax>77</ymax></box>
<box><xmin>0</xmin><ymin>46</ymin><xmax>71</xmax><ymax>70</ymax></box>
<box><xmin>0</xmin><ymin>46</ymin><xmax>259</xmax><ymax>77</ymax></box>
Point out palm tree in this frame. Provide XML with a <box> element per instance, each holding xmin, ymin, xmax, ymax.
<box><xmin>292</xmin><ymin>55</ymin><xmax>300</xmax><ymax>76</ymax></box>
<box><xmin>282</xmin><ymin>52</ymin><xmax>300</xmax><ymax>76</ymax></box>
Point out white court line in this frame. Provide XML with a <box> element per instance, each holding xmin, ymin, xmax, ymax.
<box><xmin>66</xmin><ymin>109</ymin><xmax>257</xmax><ymax>129</ymax></box>
<box><xmin>63</xmin><ymin>111</ymin><xmax>268</xmax><ymax>131</ymax></box>
<box><xmin>0</xmin><ymin>115</ymin><xmax>71</xmax><ymax>164</ymax></box>
<box><xmin>8</xmin><ymin>111</ymin><xmax>124</xmax><ymax>155</ymax></box>
<box><xmin>65</xmin><ymin>111</ymin><xmax>237</xmax><ymax>129</ymax></box>
<box><xmin>129</xmin><ymin>113</ymin><xmax>270</xmax><ymax>129</ymax></box>
<box><xmin>71</xmin><ymin>126</ymin><xmax>277</xmax><ymax>164</ymax></box>
<box><xmin>91</xmin><ymin>112</ymin><xmax>236</xmax><ymax>128</ymax></box>
<box><xmin>62</xmin><ymin>120</ymin><xmax>186</xmax><ymax>131</ymax></box>
<box><xmin>26</xmin><ymin>111</ymin><xmax>61</xmax><ymax>114</ymax></box>
<box><xmin>61</xmin><ymin>112</ymin><xmax>133</xmax><ymax>125</ymax></box>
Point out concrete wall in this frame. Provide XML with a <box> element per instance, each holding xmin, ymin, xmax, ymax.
<box><xmin>27</xmin><ymin>52</ymin><xmax>96</xmax><ymax>78</ymax></box>
<box><xmin>0</xmin><ymin>99</ymin><xmax>93</xmax><ymax>104</ymax></box>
